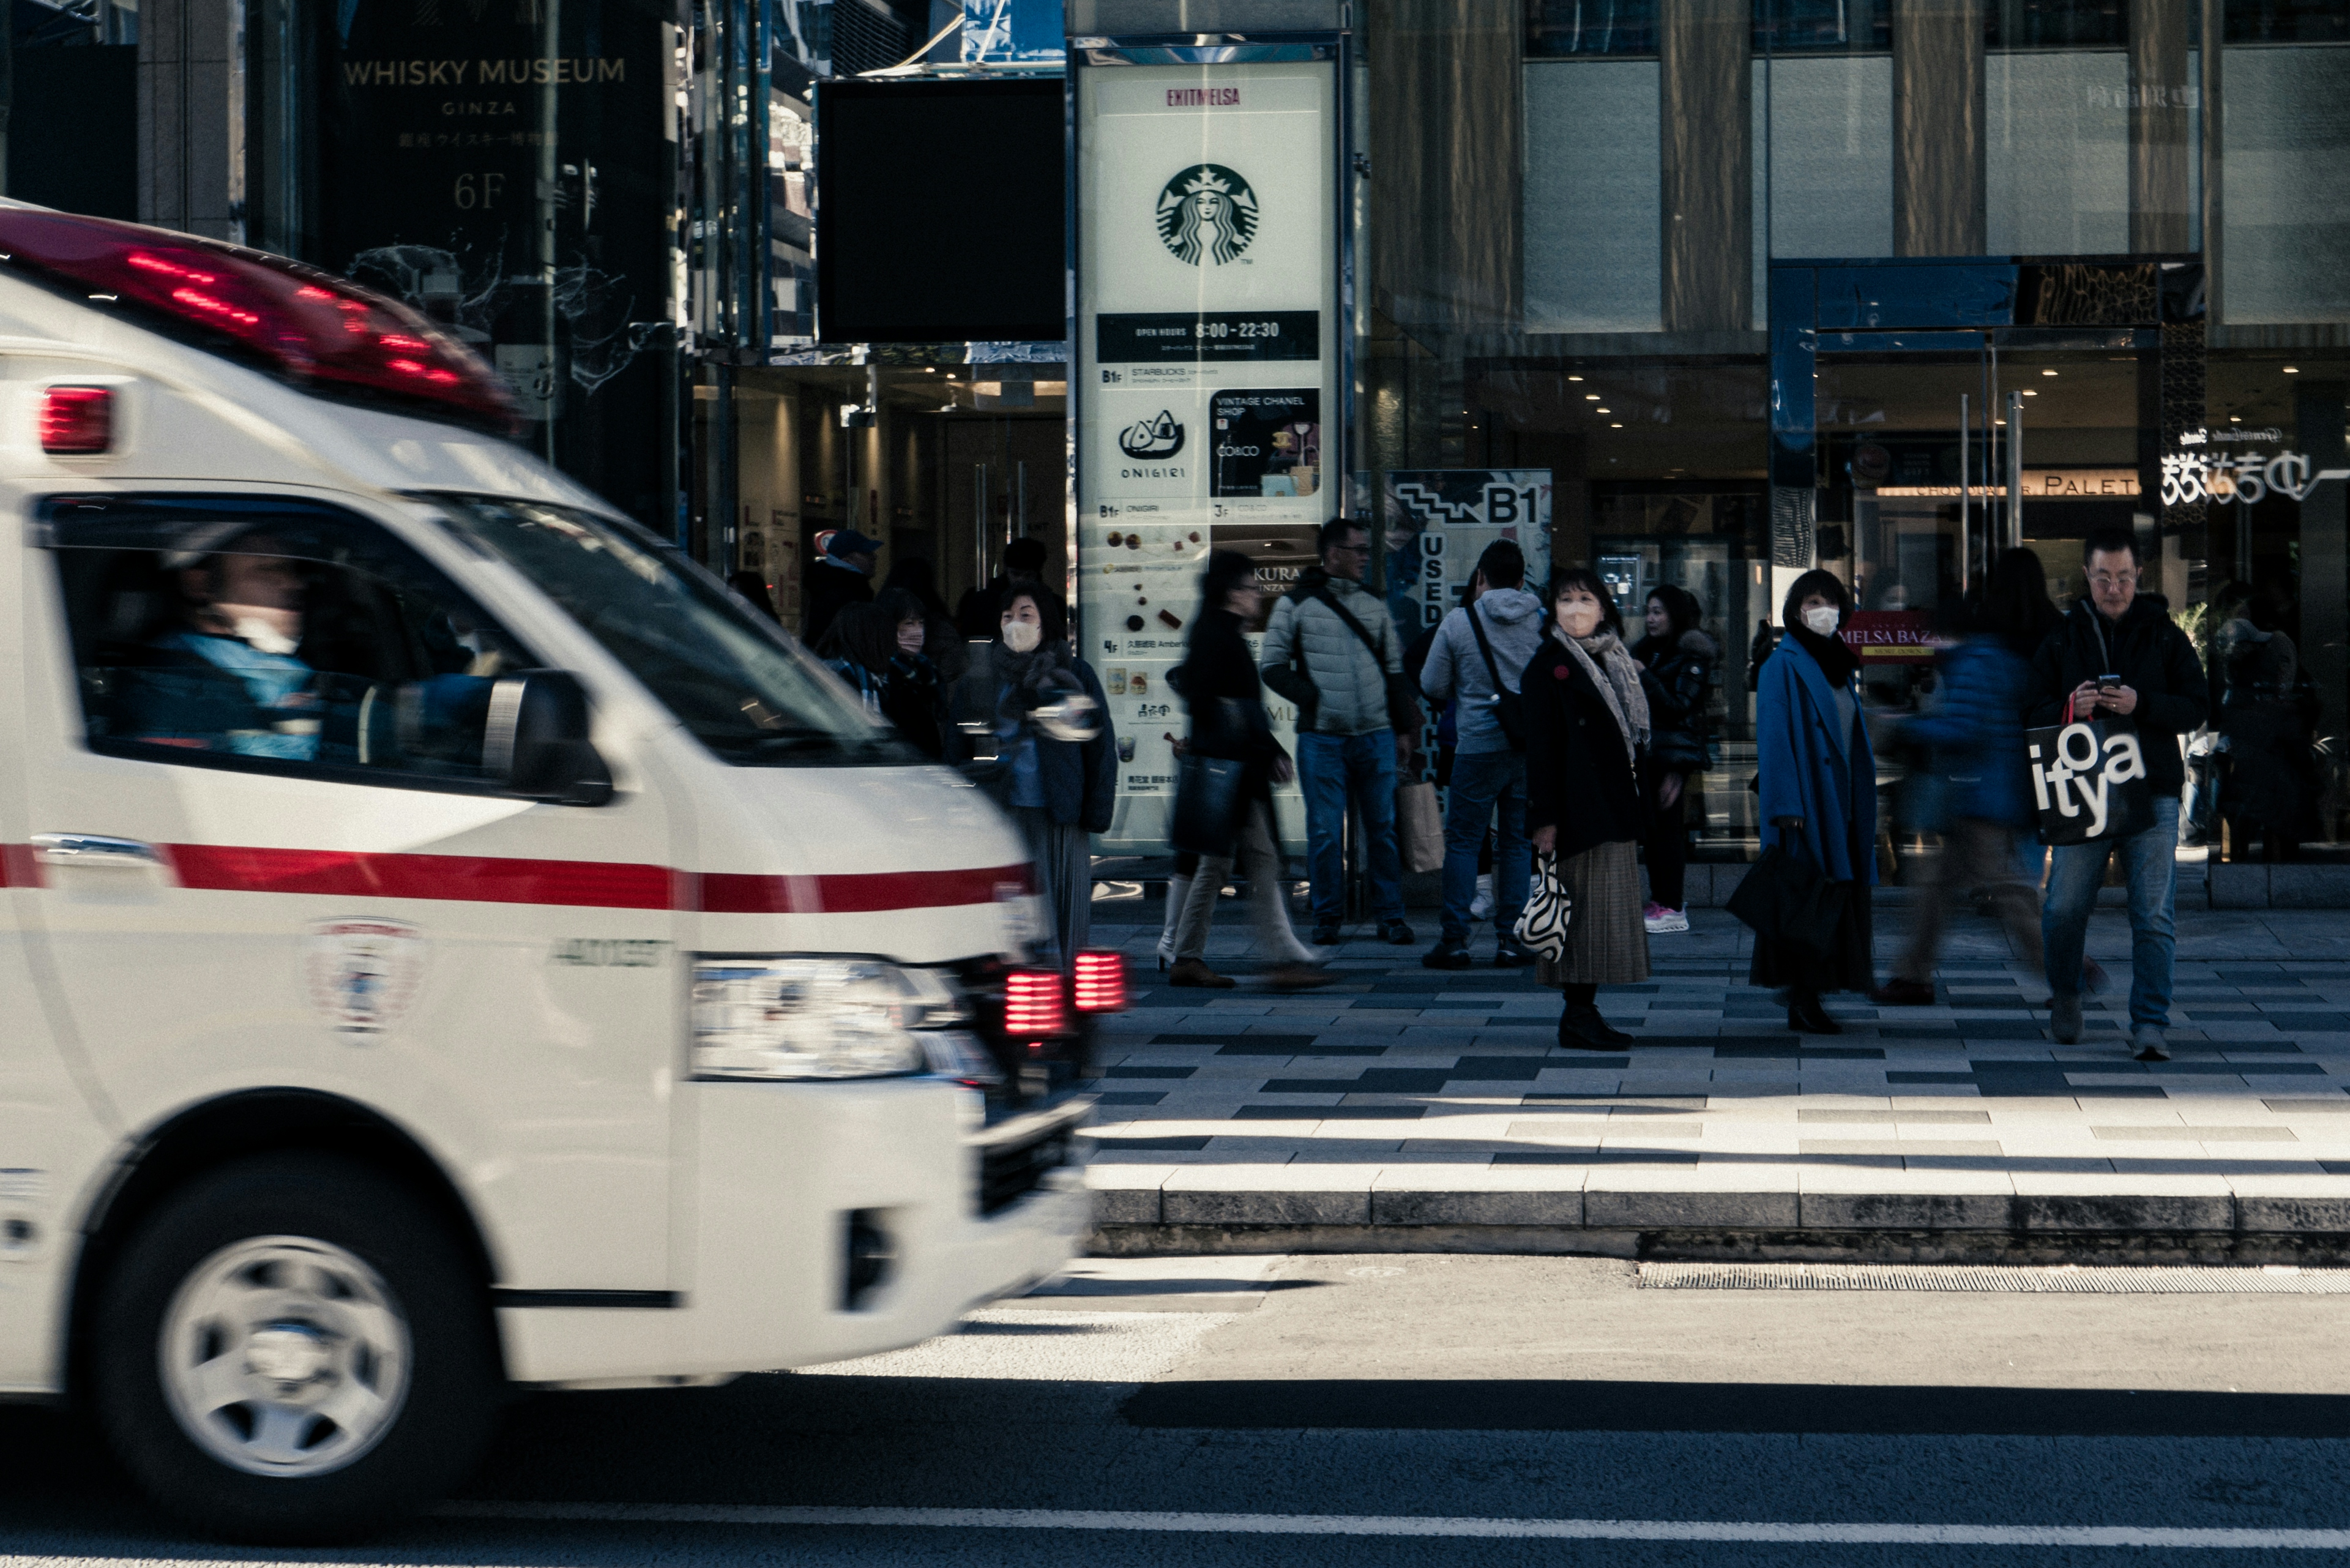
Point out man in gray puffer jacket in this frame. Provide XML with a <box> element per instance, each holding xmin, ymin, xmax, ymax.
<box><xmin>1261</xmin><ymin>518</ymin><xmax>1418</xmax><ymax>946</ymax></box>
<box><xmin>1416</xmin><ymin>540</ymin><xmax>1545</xmax><ymax>968</ymax></box>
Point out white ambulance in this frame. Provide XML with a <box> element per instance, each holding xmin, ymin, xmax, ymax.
<box><xmin>0</xmin><ymin>202</ymin><xmax>1110</xmax><ymax>1540</ymax></box>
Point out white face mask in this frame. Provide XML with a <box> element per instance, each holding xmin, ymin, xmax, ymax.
<box><xmin>1803</xmin><ymin>605</ymin><xmax>1841</xmax><ymax>638</ymax></box>
<box><xmin>1556</xmin><ymin>599</ymin><xmax>1601</xmax><ymax>640</ymax></box>
<box><xmin>1000</xmin><ymin>619</ymin><xmax>1041</xmax><ymax>654</ymax></box>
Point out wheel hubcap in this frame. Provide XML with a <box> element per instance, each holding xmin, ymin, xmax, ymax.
<box><xmin>159</xmin><ymin>1236</ymin><xmax>412</xmax><ymax>1477</ymax></box>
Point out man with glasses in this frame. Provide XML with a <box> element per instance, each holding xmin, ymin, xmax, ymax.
<box><xmin>1263</xmin><ymin>518</ymin><xmax>1419</xmax><ymax>946</ymax></box>
<box><xmin>2030</xmin><ymin>527</ymin><xmax>2208</xmax><ymax>1061</ymax></box>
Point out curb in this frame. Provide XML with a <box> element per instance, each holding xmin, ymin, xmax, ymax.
<box><xmin>1084</xmin><ymin>1191</ymin><xmax>2350</xmax><ymax>1266</ymax></box>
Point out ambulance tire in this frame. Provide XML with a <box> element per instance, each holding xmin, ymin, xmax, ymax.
<box><xmin>92</xmin><ymin>1152</ymin><xmax>499</xmax><ymax>1543</ymax></box>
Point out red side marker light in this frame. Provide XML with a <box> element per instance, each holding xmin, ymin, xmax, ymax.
<box><xmin>1073</xmin><ymin>950</ymin><xmax>1127</xmax><ymax>1012</ymax></box>
<box><xmin>40</xmin><ymin>386</ymin><xmax>113</xmax><ymax>454</ymax></box>
<box><xmin>1004</xmin><ymin>968</ymin><xmax>1067</xmax><ymax>1038</ymax></box>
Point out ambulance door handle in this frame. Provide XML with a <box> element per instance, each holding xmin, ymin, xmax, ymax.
<box><xmin>31</xmin><ymin>834</ymin><xmax>166</xmax><ymax>870</ymax></box>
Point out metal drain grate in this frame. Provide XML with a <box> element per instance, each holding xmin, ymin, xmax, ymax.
<box><xmin>1639</xmin><ymin>1262</ymin><xmax>2350</xmax><ymax>1294</ymax></box>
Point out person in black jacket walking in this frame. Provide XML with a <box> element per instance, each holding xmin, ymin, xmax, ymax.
<box><xmin>1166</xmin><ymin>551</ymin><xmax>1329</xmax><ymax>990</ymax></box>
<box><xmin>2031</xmin><ymin>526</ymin><xmax>2209</xmax><ymax>1061</ymax></box>
<box><xmin>947</xmin><ymin>584</ymin><xmax>1119</xmax><ymax>969</ymax></box>
<box><xmin>1632</xmin><ymin>583</ymin><xmax>1715</xmax><ymax>933</ymax></box>
<box><xmin>1525</xmin><ymin>567</ymin><xmax>1651</xmax><ymax>1050</ymax></box>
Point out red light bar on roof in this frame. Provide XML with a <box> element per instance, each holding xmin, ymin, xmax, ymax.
<box><xmin>0</xmin><ymin>206</ymin><xmax>517</xmax><ymax>435</ymax></box>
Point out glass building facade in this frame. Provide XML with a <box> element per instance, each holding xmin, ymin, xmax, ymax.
<box><xmin>46</xmin><ymin>0</ymin><xmax>2343</xmax><ymax>853</ymax></box>
<box><xmin>1363</xmin><ymin>0</ymin><xmax>2350</xmax><ymax>851</ymax></box>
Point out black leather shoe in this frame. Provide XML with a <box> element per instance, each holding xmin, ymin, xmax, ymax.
<box><xmin>1422</xmin><ymin>939</ymin><xmax>1472</xmax><ymax>970</ymax></box>
<box><xmin>1787</xmin><ymin>993</ymin><xmax>1844</xmax><ymax>1035</ymax></box>
<box><xmin>1560</xmin><ymin>1004</ymin><xmax>1633</xmax><ymax>1050</ymax></box>
<box><xmin>1492</xmin><ymin>939</ymin><xmax>1535</xmax><ymax>968</ymax></box>
<box><xmin>1310</xmin><ymin>921</ymin><xmax>1343</xmax><ymax>947</ymax></box>
<box><xmin>1378</xmin><ymin>918</ymin><xmax>1416</xmax><ymax>946</ymax></box>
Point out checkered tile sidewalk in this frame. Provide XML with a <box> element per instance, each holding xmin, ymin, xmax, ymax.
<box><xmin>1076</xmin><ymin>898</ymin><xmax>2350</xmax><ymax>1226</ymax></box>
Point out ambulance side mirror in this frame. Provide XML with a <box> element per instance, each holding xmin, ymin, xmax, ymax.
<box><xmin>486</xmin><ymin>670</ymin><xmax>614</xmax><ymax>806</ymax></box>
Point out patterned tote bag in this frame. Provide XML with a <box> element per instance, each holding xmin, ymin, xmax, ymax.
<box><xmin>1512</xmin><ymin>849</ymin><xmax>1575</xmax><ymax>961</ymax></box>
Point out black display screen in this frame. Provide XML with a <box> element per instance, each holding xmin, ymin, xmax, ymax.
<box><xmin>815</xmin><ymin>77</ymin><xmax>1065</xmax><ymax>344</ymax></box>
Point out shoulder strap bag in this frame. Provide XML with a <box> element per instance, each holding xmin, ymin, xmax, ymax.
<box><xmin>1311</xmin><ymin>588</ymin><xmax>1422</xmax><ymax>734</ymax></box>
<box><xmin>1464</xmin><ymin>602</ymin><xmax>1527</xmax><ymax>750</ymax></box>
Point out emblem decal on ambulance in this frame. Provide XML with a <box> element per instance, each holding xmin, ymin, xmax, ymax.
<box><xmin>305</xmin><ymin>919</ymin><xmax>425</xmax><ymax>1035</ymax></box>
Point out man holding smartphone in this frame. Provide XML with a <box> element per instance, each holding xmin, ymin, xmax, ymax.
<box><xmin>2029</xmin><ymin>527</ymin><xmax>2209</xmax><ymax>1060</ymax></box>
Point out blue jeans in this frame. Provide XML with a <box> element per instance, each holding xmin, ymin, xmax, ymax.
<box><xmin>2042</xmin><ymin>796</ymin><xmax>2179</xmax><ymax>1030</ymax></box>
<box><xmin>1441</xmin><ymin>749</ymin><xmax>1529</xmax><ymax>942</ymax></box>
<box><xmin>1297</xmin><ymin>730</ymin><xmax>1404</xmax><ymax>923</ymax></box>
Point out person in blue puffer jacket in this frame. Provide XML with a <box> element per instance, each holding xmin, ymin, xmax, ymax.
<box><xmin>1871</xmin><ymin>548</ymin><xmax>2059</xmax><ymax>1006</ymax></box>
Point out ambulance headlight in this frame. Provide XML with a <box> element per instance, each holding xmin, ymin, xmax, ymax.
<box><xmin>690</xmin><ymin>959</ymin><xmax>962</xmax><ymax>1080</ymax></box>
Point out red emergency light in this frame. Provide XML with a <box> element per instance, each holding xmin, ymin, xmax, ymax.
<box><xmin>1003</xmin><ymin>968</ymin><xmax>1067</xmax><ymax>1038</ymax></box>
<box><xmin>1072</xmin><ymin>950</ymin><xmax>1126</xmax><ymax>1012</ymax></box>
<box><xmin>0</xmin><ymin>205</ymin><xmax>517</xmax><ymax>435</ymax></box>
<box><xmin>40</xmin><ymin>385</ymin><xmax>113</xmax><ymax>454</ymax></box>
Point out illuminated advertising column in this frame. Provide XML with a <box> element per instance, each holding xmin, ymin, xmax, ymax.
<box><xmin>1075</xmin><ymin>47</ymin><xmax>1342</xmax><ymax>854</ymax></box>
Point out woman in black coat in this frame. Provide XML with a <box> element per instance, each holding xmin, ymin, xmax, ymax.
<box><xmin>1524</xmin><ymin>567</ymin><xmax>1652</xmax><ymax>1050</ymax></box>
<box><xmin>1166</xmin><ymin>551</ymin><xmax>1327</xmax><ymax>990</ymax></box>
<box><xmin>1633</xmin><ymin>583</ymin><xmax>1717</xmax><ymax>931</ymax></box>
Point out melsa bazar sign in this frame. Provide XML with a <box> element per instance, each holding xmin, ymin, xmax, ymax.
<box><xmin>1841</xmin><ymin>610</ymin><xmax>1934</xmax><ymax>661</ymax></box>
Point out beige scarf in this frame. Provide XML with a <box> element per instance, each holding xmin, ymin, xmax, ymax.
<box><xmin>1559</xmin><ymin>626</ymin><xmax>1650</xmax><ymax>764</ymax></box>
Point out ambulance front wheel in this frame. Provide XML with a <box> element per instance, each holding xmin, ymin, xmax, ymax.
<box><xmin>92</xmin><ymin>1152</ymin><xmax>499</xmax><ymax>1543</ymax></box>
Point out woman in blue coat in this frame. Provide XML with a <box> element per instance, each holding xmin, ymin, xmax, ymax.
<box><xmin>1753</xmin><ymin>569</ymin><xmax>1880</xmax><ymax>1033</ymax></box>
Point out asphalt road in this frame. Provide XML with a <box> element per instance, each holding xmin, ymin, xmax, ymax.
<box><xmin>7</xmin><ymin>1253</ymin><xmax>2350</xmax><ymax>1565</ymax></box>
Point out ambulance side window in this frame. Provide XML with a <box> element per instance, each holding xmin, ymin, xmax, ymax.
<box><xmin>45</xmin><ymin>495</ymin><xmax>535</xmax><ymax>793</ymax></box>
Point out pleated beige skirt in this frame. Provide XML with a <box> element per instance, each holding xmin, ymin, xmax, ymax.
<box><xmin>1537</xmin><ymin>839</ymin><xmax>1651</xmax><ymax>987</ymax></box>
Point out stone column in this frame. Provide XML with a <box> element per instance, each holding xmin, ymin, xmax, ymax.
<box><xmin>1891</xmin><ymin>0</ymin><xmax>1985</xmax><ymax>255</ymax></box>
<box><xmin>139</xmin><ymin>0</ymin><xmax>244</xmax><ymax>240</ymax></box>
<box><xmin>1660</xmin><ymin>0</ymin><xmax>1751</xmax><ymax>330</ymax></box>
<box><xmin>2130</xmin><ymin>0</ymin><xmax>2193</xmax><ymax>254</ymax></box>
<box><xmin>1369</xmin><ymin>0</ymin><xmax>1522</xmax><ymax>335</ymax></box>
<box><xmin>2299</xmin><ymin>381</ymin><xmax>2349</xmax><ymax>763</ymax></box>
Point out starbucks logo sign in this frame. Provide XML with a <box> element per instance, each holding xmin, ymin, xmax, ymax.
<box><xmin>1155</xmin><ymin>164</ymin><xmax>1259</xmax><ymax>266</ymax></box>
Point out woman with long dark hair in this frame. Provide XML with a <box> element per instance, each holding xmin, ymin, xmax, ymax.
<box><xmin>1524</xmin><ymin>567</ymin><xmax>1651</xmax><ymax>1049</ymax></box>
<box><xmin>1871</xmin><ymin>548</ymin><xmax>2050</xmax><ymax>1006</ymax></box>
<box><xmin>1165</xmin><ymin>550</ymin><xmax>1327</xmax><ymax>989</ymax></box>
<box><xmin>947</xmin><ymin>584</ymin><xmax>1117</xmax><ymax>967</ymax></box>
<box><xmin>1632</xmin><ymin>583</ymin><xmax>1716</xmax><ymax>935</ymax></box>
<box><xmin>874</xmin><ymin>586</ymin><xmax>951</xmax><ymax>759</ymax></box>
<box><xmin>1752</xmin><ymin>569</ymin><xmax>1880</xmax><ymax>1032</ymax></box>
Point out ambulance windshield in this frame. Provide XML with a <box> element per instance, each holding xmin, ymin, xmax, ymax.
<box><xmin>430</xmin><ymin>496</ymin><xmax>917</xmax><ymax>767</ymax></box>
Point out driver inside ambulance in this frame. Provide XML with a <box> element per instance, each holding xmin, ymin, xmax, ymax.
<box><xmin>116</xmin><ymin>534</ymin><xmax>327</xmax><ymax>760</ymax></box>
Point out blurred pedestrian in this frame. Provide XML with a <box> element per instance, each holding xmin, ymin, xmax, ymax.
<box><xmin>957</xmin><ymin>536</ymin><xmax>1047</xmax><ymax>638</ymax></box>
<box><xmin>949</xmin><ymin>584</ymin><xmax>1117</xmax><ymax>967</ymax></box>
<box><xmin>2031</xmin><ymin>527</ymin><xmax>2207</xmax><ymax>1061</ymax></box>
<box><xmin>1871</xmin><ymin>548</ymin><xmax>2050</xmax><ymax>1007</ymax></box>
<box><xmin>1752</xmin><ymin>569</ymin><xmax>1880</xmax><ymax>1035</ymax></box>
<box><xmin>875</xmin><ymin>587</ymin><xmax>952</xmax><ymax>759</ymax></box>
<box><xmin>1417</xmin><ymin>539</ymin><xmax>1544</xmax><ymax>969</ymax></box>
<box><xmin>727</xmin><ymin>569</ymin><xmax>779</xmax><ymax>621</ymax></box>
<box><xmin>1633</xmin><ymin>583</ymin><xmax>1717</xmax><ymax>935</ymax></box>
<box><xmin>804</xmin><ymin>528</ymin><xmax>881</xmax><ymax>646</ymax></box>
<box><xmin>2211</xmin><ymin>580</ymin><xmax>2309</xmax><ymax>863</ymax></box>
<box><xmin>1525</xmin><ymin>568</ymin><xmax>1651</xmax><ymax>1050</ymax></box>
<box><xmin>1166</xmin><ymin>551</ymin><xmax>1327</xmax><ymax>990</ymax></box>
<box><xmin>815</xmin><ymin>600</ymin><xmax>892</xmax><ymax>718</ymax></box>
<box><xmin>1260</xmin><ymin>518</ymin><xmax>1419</xmax><ymax>948</ymax></box>
<box><xmin>884</xmin><ymin>558</ymin><xmax>969</xmax><ymax>682</ymax></box>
